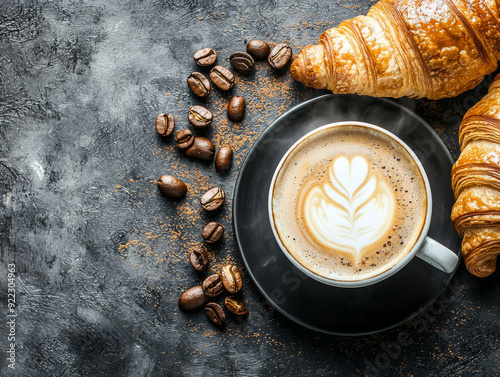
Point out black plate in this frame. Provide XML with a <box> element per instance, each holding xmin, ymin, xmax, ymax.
<box><xmin>233</xmin><ymin>94</ymin><xmax>461</xmax><ymax>336</ymax></box>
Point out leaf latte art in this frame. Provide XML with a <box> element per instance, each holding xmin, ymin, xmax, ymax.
<box><xmin>303</xmin><ymin>156</ymin><xmax>395</xmax><ymax>262</ymax></box>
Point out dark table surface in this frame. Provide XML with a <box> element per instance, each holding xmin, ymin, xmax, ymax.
<box><xmin>0</xmin><ymin>1</ymin><xmax>498</xmax><ymax>376</ymax></box>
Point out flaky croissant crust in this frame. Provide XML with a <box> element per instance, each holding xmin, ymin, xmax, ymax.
<box><xmin>452</xmin><ymin>141</ymin><xmax>500</xmax><ymax>198</ymax></box>
<box><xmin>451</xmin><ymin>186</ymin><xmax>500</xmax><ymax>236</ymax></box>
<box><xmin>291</xmin><ymin>0</ymin><xmax>500</xmax><ymax>100</ymax></box>
<box><xmin>461</xmin><ymin>228</ymin><xmax>500</xmax><ymax>277</ymax></box>
<box><xmin>451</xmin><ymin>73</ymin><xmax>500</xmax><ymax>277</ymax></box>
<box><xmin>459</xmin><ymin>77</ymin><xmax>500</xmax><ymax>147</ymax></box>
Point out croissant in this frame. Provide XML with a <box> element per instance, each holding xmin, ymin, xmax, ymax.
<box><xmin>451</xmin><ymin>74</ymin><xmax>500</xmax><ymax>277</ymax></box>
<box><xmin>291</xmin><ymin>0</ymin><xmax>500</xmax><ymax>100</ymax></box>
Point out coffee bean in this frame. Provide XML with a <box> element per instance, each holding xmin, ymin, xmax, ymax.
<box><xmin>204</xmin><ymin>302</ymin><xmax>226</xmax><ymax>326</ymax></box>
<box><xmin>202</xmin><ymin>274</ymin><xmax>224</xmax><ymax>297</ymax></box>
<box><xmin>215</xmin><ymin>146</ymin><xmax>233</xmax><ymax>172</ymax></box>
<box><xmin>209</xmin><ymin>65</ymin><xmax>234</xmax><ymax>91</ymax></box>
<box><xmin>187</xmin><ymin>72</ymin><xmax>211</xmax><ymax>97</ymax></box>
<box><xmin>246</xmin><ymin>39</ymin><xmax>270</xmax><ymax>60</ymax></box>
<box><xmin>224</xmin><ymin>296</ymin><xmax>248</xmax><ymax>315</ymax></box>
<box><xmin>175</xmin><ymin>129</ymin><xmax>195</xmax><ymax>150</ymax></box>
<box><xmin>155</xmin><ymin>113</ymin><xmax>175</xmax><ymax>137</ymax></box>
<box><xmin>188</xmin><ymin>105</ymin><xmax>213</xmax><ymax>128</ymax></box>
<box><xmin>268</xmin><ymin>43</ymin><xmax>293</xmax><ymax>70</ymax></box>
<box><xmin>229</xmin><ymin>51</ymin><xmax>255</xmax><ymax>72</ymax></box>
<box><xmin>189</xmin><ymin>247</ymin><xmax>209</xmax><ymax>272</ymax></box>
<box><xmin>185</xmin><ymin>137</ymin><xmax>215</xmax><ymax>161</ymax></box>
<box><xmin>227</xmin><ymin>96</ymin><xmax>246</xmax><ymax>121</ymax></box>
<box><xmin>193</xmin><ymin>48</ymin><xmax>217</xmax><ymax>67</ymax></box>
<box><xmin>221</xmin><ymin>264</ymin><xmax>243</xmax><ymax>293</ymax></box>
<box><xmin>200</xmin><ymin>187</ymin><xmax>225</xmax><ymax>211</ymax></box>
<box><xmin>202</xmin><ymin>222</ymin><xmax>224</xmax><ymax>243</ymax></box>
<box><xmin>178</xmin><ymin>285</ymin><xmax>208</xmax><ymax>311</ymax></box>
<box><xmin>157</xmin><ymin>175</ymin><xmax>187</xmax><ymax>199</ymax></box>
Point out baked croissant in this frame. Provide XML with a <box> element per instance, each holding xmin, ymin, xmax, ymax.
<box><xmin>451</xmin><ymin>74</ymin><xmax>500</xmax><ymax>277</ymax></box>
<box><xmin>291</xmin><ymin>0</ymin><xmax>500</xmax><ymax>100</ymax></box>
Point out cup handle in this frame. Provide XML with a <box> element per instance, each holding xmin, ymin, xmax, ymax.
<box><xmin>415</xmin><ymin>237</ymin><xmax>459</xmax><ymax>273</ymax></box>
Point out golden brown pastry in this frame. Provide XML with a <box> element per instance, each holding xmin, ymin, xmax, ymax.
<box><xmin>291</xmin><ymin>0</ymin><xmax>500</xmax><ymax>100</ymax></box>
<box><xmin>451</xmin><ymin>74</ymin><xmax>500</xmax><ymax>277</ymax></box>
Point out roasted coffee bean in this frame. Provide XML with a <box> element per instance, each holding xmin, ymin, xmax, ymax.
<box><xmin>200</xmin><ymin>187</ymin><xmax>225</xmax><ymax>211</ymax></box>
<box><xmin>185</xmin><ymin>137</ymin><xmax>215</xmax><ymax>161</ymax></box>
<box><xmin>229</xmin><ymin>51</ymin><xmax>255</xmax><ymax>72</ymax></box>
<box><xmin>155</xmin><ymin>113</ymin><xmax>175</xmax><ymax>137</ymax></box>
<box><xmin>204</xmin><ymin>302</ymin><xmax>225</xmax><ymax>326</ymax></box>
<box><xmin>188</xmin><ymin>105</ymin><xmax>213</xmax><ymax>128</ymax></box>
<box><xmin>178</xmin><ymin>285</ymin><xmax>208</xmax><ymax>311</ymax></box>
<box><xmin>268</xmin><ymin>43</ymin><xmax>293</xmax><ymax>70</ymax></box>
<box><xmin>193</xmin><ymin>48</ymin><xmax>217</xmax><ymax>67</ymax></box>
<box><xmin>246</xmin><ymin>39</ymin><xmax>270</xmax><ymax>60</ymax></box>
<box><xmin>221</xmin><ymin>264</ymin><xmax>243</xmax><ymax>293</ymax></box>
<box><xmin>157</xmin><ymin>175</ymin><xmax>187</xmax><ymax>199</ymax></box>
<box><xmin>189</xmin><ymin>247</ymin><xmax>209</xmax><ymax>271</ymax></box>
<box><xmin>227</xmin><ymin>96</ymin><xmax>246</xmax><ymax>121</ymax></box>
<box><xmin>202</xmin><ymin>274</ymin><xmax>224</xmax><ymax>297</ymax></box>
<box><xmin>224</xmin><ymin>296</ymin><xmax>248</xmax><ymax>315</ymax></box>
<box><xmin>187</xmin><ymin>72</ymin><xmax>211</xmax><ymax>97</ymax></box>
<box><xmin>202</xmin><ymin>222</ymin><xmax>224</xmax><ymax>243</ymax></box>
<box><xmin>210</xmin><ymin>65</ymin><xmax>234</xmax><ymax>91</ymax></box>
<box><xmin>215</xmin><ymin>146</ymin><xmax>233</xmax><ymax>172</ymax></box>
<box><xmin>175</xmin><ymin>129</ymin><xmax>195</xmax><ymax>150</ymax></box>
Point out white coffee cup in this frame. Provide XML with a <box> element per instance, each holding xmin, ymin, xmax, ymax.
<box><xmin>268</xmin><ymin>121</ymin><xmax>459</xmax><ymax>288</ymax></box>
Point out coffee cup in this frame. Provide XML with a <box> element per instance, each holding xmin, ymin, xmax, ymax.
<box><xmin>268</xmin><ymin>121</ymin><xmax>458</xmax><ymax>288</ymax></box>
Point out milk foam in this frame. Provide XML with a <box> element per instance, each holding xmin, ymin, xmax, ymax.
<box><xmin>304</xmin><ymin>156</ymin><xmax>395</xmax><ymax>263</ymax></box>
<box><xmin>272</xmin><ymin>125</ymin><xmax>427</xmax><ymax>281</ymax></box>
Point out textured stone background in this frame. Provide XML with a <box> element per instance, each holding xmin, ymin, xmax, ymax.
<box><xmin>0</xmin><ymin>0</ymin><xmax>498</xmax><ymax>376</ymax></box>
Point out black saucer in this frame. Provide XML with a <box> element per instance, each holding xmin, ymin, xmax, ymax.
<box><xmin>233</xmin><ymin>94</ymin><xmax>461</xmax><ymax>336</ymax></box>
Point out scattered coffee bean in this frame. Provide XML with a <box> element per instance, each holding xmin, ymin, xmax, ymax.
<box><xmin>178</xmin><ymin>285</ymin><xmax>208</xmax><ymax>311</ymax></box>
<box><xmin>185</xmin><ymin>137</ymin><xmax>215</xmax><ymax>161</ymax></box>
<box><xmin>188</xmin><ymin>105</ymin><xmax>213</xmax><ymax>128</ymax></box>
<box><xmin>193</xmin><ymin>48</ymin><xmax>217</xmax><ymax>67</ymax></box>
<box><xmin>221</xmin><ymin>264</ymin><xmax>243</xmax><ymax>293</ymax></box>
<box><xmin>175</xmin><ymin>129</ymin><xmax>195</xmax><ymax>150</ymax></box>
<box><xmin>202</xmin><ymin>222</ymin><xmax>224</xmax><ymax>243</ymax></box>
<box><xmin>215</xmin><ymin>146</ymin><xmax>233</xmax><ymax>172</ymax></box>
<box><xmin>227</xmin><ymin>96</ymin><xmax>246</xmax><ymax>121</ymax></box>
<box><xmin>189</xmin><ymin>247</ymin><xmax>209</xmax><ymax>272</ymax></box>
<box><xmin>268</xmin><ymin>43</ymin><xmax>293</xmax><ymax>70</ymax></box>
<box><xmin>224</xmin><ymin>296</ymin><xmax>248</xmax><ymax>315</ymax></box>
<box><xmin>229</xmin><ymin>51</ymin><xmax>255</xmax><ymax>72</ymax></box>
<box><xmin>157</xmin><ymin>175</ymin><xmax>187</xmax><ymax>199</ymax></box>
<box><xmin>187</xmin><ymin>72</ymin><xmax>211</xmax><ymax>97</ymax></box>
<box><xmin>202</xmin><ymin>274</ymin><xmax>224</xmax><ymax>297</ymax></box>
<box><xmin>204</xmin><ymin>302</ymin><xmax>226</xmax><ymax>326</ymax></box>
<box><xmin>210</xmin><ymin>65</ymin><xmax>235</xmax><ymax>91</ymax></box>
<box><xmin>200</xmin><ymin>187</ymin><xmax>225</xmax><ymax>211</ymax></box>
<box><xmin>155</xmin><ymin>113</ymin><xmax>175</xmax><ymax>137</ymax></box>
<box><xmin>246</xmin><ymin>39</ymin><xmax>270</xmax><ymax>60</ymax></box>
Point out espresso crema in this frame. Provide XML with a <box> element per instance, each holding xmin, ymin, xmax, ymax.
<box><xmin>271</xmin><ymin>125</ymin><xmax>428</xmax><ymax>281</ymax></box>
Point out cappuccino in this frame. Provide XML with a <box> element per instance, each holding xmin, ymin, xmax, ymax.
<box><xmin>271</xmin><ymin>124</ymin><xmax>427</xmax><ymax>281</ymax></box>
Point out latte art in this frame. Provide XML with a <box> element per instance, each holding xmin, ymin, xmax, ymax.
<box><xmin>304</xmin><ymin>156</ymin><xmax>395</xmax><ymax>262</ymax></box>
<box><xmin>271</xmin><ymin>124</ymin><xmax>428</xmax><ymax>282</ymax></box>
